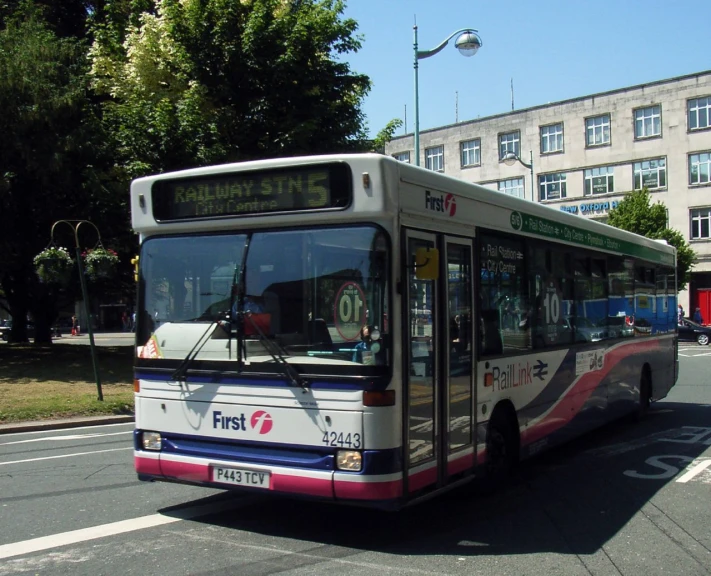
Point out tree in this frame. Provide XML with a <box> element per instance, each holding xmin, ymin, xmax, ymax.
<box><xmin>0</xmin><ymin>5</ymin><xmax>125</xmax><ymax>343</ymax></box>
<box><xmin>607</xmin><ymin>188</ymin><xmax>695</xmax><ymax>291</ymax></box>
<box><xmin>89</xmin><ymin>0</ymin><xmax>372</xmax><ymax>178</ymax></box>
<box><xmin>371</xmin><ymin>119</ymin><xmax>404</xmax><ymax>154</ymax></box>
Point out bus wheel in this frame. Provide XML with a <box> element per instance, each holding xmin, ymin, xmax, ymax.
<box><xmin>636</xmin><ymin>370</ymin><xmax>652</xmax><ymax>421</ymax></box>
<box><xmin>485</xmin><ymin>410</ymin><xmax>518</xmax><ymax>485</ymax></box>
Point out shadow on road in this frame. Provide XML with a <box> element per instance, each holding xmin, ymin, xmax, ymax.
<box><xmin>156</xmin><ymin>401</ymin><xmax>711</xmax><ymax>559</ymax></box>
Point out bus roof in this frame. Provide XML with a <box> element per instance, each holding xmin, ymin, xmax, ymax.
<box><xmin>130</xmin><ymin>153</ymin><xmax>676</xmax><ymax>266</ymax></box>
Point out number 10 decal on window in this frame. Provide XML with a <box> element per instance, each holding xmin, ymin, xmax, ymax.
<box><xmin>541</xmin><ymin>279</ymin><xmax>563</xmax><ymax>346</ymax></box>
<box><xmin>334</xmin><ymin>282</ymin><xmax>366</xmax><ymax>341</ymax></box>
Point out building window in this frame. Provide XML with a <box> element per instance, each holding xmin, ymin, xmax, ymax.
<box><xmin>688</xmin><ymin>97</ymin><xmax>711</xmax><ymax>131</ymax></box>
<box><xmin>498</xmin><ymin>178</ymin><xmax>525</xmax><ymax>199</ymax></box>
<box><xmin>393</xmin><ymin>151</ymin><xmax>410</xmax><ymax>163</ymax></box>
<box><xmin>424</xmin><ymin>146</ymin><xmax>444</xmax><ymax>172</ymax></box>
<box><xmin>633</xmin><ymin>158</ymin><xmax>666</xmax><ymax>190</ymax></box>
<box><xmin>540</xmin><ymin>123</ymin><xmax>563</xmax><ymax>154</ymax></box>
<box><xmin>584</xmin><ymin>166</ymin><xmax>614</xmax><ymax>196</ymax></box>
<box><xmin>539</xmin><ymin>173</ymin><xmax>567</xmax><ymax>201</ymax></box>
<box><xmin>691</xmin><ymin>208</ymin><xmax>711</xmax><ymax>239</ymax></box>
<box><xmin>689</xmin><ymin>152</ymin><xmax>711</xmax><ymax>185</ymax></box>
<box><xmin>460</xmin><ymin>139</ymin><xmax>481</xmax><ymax>167</ymax></box>
<box><xmin>499</xmin><ymin>131</ymin><xmax>520</xmax><ymax>160</ymax></box>
<box><xmin>585</xmin><ymin>114</ymin><xmax>610</xmax><ymax>146</ymax></box>
<box><xmin>634</xmin><ymin>105</ymin><xmax>661</xmax><ymax>139</ymax></box>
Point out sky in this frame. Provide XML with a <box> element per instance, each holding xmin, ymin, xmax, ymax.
<box><xmin>341</xmin><ymin>0</ymin><xmax>711</xmax><ymax>138</ymax></box>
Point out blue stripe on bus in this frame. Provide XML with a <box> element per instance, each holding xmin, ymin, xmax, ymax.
<box><xmin>134</xmin><ymin>430</ymin><xmax>402</xmax><ymax>475</ymax></box>
<box><xmin>134</xmin><ymin>370</ymin><xmax>366</xmax><ymax>390</ymax></box>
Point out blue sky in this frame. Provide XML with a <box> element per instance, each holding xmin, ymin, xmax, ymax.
<box><xmin>342</xmin><ymin>0</ymin><xmax>710</xmax><ymax>138</ymax></box>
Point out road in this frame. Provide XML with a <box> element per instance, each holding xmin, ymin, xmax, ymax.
<box><xmin>0</xmin><ymin>346</ymin><xmax>709</xmax><ymax>575</ymax></box>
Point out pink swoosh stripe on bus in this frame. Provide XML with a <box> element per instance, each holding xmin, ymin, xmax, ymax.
<box><xmin>520</xmin><ymin>339</ymin><xmax>663</xmax><ymax>447</ymax></box>
<box><xmin>135</xmin><ymin>455</ymin><xmax>403</xmax><ymax>500</ymax></box>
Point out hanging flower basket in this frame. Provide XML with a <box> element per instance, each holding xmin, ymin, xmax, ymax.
<box><xmin>34</xmin><ymin>246</ymin><xmax>74</xmax><ymax>285</ymax></box>
<box><xmin>83</xmin><ymin>247</ymin><xmax>120</xmax><ymax>280</ymax></box>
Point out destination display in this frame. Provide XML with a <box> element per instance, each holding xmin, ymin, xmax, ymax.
<box><xmin>152</xmin><ymin>163</ymin><xmax>352</xmax><ymax>221</ymax></box>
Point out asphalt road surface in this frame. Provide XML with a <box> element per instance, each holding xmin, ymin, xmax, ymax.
<box><xmin>0</xmin><ymin>347</ymin><xmax>709</xmax><ymax>575</ymax></box>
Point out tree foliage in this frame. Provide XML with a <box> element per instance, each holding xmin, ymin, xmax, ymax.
<box><xmin>89</xmin><ymin>0</ymin><xmax>371</xmax><ymax>177</ymax></box>
<box><xmin>0</xmin><ymin>3</ymin><xmax>130</xmax><ymax>343</ymax></box>
<box><xmin>1</xmin><ymin>0</ymin><xmax>373</xmax><ymax>343</ymax></box>
<box><xmin>371</xmin><ymin>118</ymin><xmax>403</xmax><ymax>153</ymax></box>
<box><xmin>607</xmin><ymin>189</ymin><xmax>695</xmax><ymax>291</ymax></box>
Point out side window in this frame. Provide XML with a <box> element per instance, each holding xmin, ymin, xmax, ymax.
<box><xmin>656</xmin><ymin>267</ymin><xmax>669</xmax><ymax>333</ymax></box>
<box><xmin>528</xmin><ymin>245</ymin><xmax>573</xmax><ymax>348</ymax></box>
<box><xmin>590</xmin><ymin>259</ymin><xmax>608</xmax><ymax>331</ymax></box>
<box><xmin>479</xmin><ymin>232</ymin><xmax>529</xmax><ymax>356</ymax></box>
<box><xmin>608</xmin><ymin>257</ymin><xmax>634</xmax><ymax>338</ymax></box>
<box><xmin>634</xmin><ymin>265</ymin><xmax>656</xmax><ymax>335</ymax></box>
<box><xmin>665</xmin><ymin>267</ymin><xmax>677</xmax><ymax>329</ymax></box>
<box><xmin>572</xmin><ymin>257</ymin><xmax>608</xmax><ymax>341</ymax></box>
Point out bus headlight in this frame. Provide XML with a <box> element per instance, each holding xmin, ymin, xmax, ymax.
<box><xmin>336</xmin><ymin>450</ymin><xmax>362</xmax><ymax>471</ymax></box>
<box><xmin>142</xmin><ymin>431</ymin><xmax>162</xmax><ymax>451</ymax></box>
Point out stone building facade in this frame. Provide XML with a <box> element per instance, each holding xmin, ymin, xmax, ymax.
<box><xmin>385</xmin><ymin>70</ymin><xmax>711</xmax><ymax>314</ymax></box>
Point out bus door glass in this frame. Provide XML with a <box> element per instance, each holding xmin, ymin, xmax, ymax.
<box><xmin>404</xmin><ymin>232</ymin><xmax>438</xmax><ymax>492</ymax></box>
<box><xmin>404</xmin><ymin>232</ymin><xmax>475</xmax><ymax>494</ymax></box>
<box><xmin>444</xmin><ymin>238</ymin><xmax>474</xmax><ymax>473</ymax></box>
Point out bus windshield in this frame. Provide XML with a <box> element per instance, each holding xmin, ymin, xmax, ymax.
<box><xmin>136</xmin><ymin>225</ymin><xmax>390</xmax><ymax>374</ymax></box>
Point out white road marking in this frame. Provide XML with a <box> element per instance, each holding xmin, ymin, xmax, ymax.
<box><xmin>0</xmin><ymin>447</ymin><xmax>131</xmax><ymax>466</ymax></box>
<box><xmin>676</xmin><ymin>459</ymin><xmax>711</xmax><ymax>483</ymax></box>
<box><xmin>0</xmin><ymin>495</ymin><xmax>257</xmax><ymax>561</ymax></box>
<box><xmin>0</xmin><ymin>514</ymin><xmax>180</xmax><ymax>560</ymax></box>
<box><xmin>0</xmin><ymin>432</ymin><xmax>131</xmax><ymax>446</ymax></box>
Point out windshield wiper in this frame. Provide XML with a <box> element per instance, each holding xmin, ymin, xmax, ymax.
<box><xmin>171</xmin><ymin>313</ymin><xmax>228</xmax><ymax>381</ymax></box>
<box><xmin>240</xmin><ymin>311</ymin><xmax>309</xmax><ymax>392</ymax></box>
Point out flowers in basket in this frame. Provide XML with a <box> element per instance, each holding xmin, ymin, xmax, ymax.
<box><xmin>33</xmin><ymin>246</ymin><xmax>74</xmax><ymax>284</ymax></box>
<box><xmin>83</xmin><ymin>246</ymin><xmax>119</xmax><ymax>280</ymax></box>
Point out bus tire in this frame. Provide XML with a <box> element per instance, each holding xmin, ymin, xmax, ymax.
<box><xmin>635</xmin><ymin>368</ymin><xmax>652</xmax><ymax>422</ymax></box>
<box><xmin>484</xmin><ymin>408</ymin><xmax>519</xmax><ymax>486</ymax></box>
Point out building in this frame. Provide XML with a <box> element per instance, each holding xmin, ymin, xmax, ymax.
<box><xmin>385</xmin><ymin>70</ymin><xmax>711</xmax><ymax>316</ymax></box>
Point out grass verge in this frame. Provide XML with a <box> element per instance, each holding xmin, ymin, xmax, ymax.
<box><xmin>0</xmin><ymin>343</ymin><xmax>134</xmax><ymax>423</ymax></box>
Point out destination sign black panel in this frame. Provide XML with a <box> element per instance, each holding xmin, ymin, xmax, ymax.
<box><xmin>152</xmin><ymin>162</ymin><xmax>352</xmax><ymax>221</ymax></box>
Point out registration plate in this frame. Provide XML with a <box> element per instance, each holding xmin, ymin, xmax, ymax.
<box><xmin>212</xmin><ymin>466</ymin><xmax>271</xmax><ymax>489</ymax></box>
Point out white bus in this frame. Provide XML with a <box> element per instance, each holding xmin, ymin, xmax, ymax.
<box><xmin>131</xmin><ymin>153</ymin><xmax>678</xmax><ymax>509</ymax></box>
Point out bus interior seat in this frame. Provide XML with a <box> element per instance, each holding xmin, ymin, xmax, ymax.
<box><xmin>308</xmin><ymin>318</ymin><xmax>332</xmax><ymax>347</ymax></box>
<box><xmin>262</xmin><ymin>290</ymin><xmax>280</xmax><ymax>334</ymax></box>
<box><xmin>481</xmin><ymin>310</ymin><xmax>503</xmax><ymax>355</ymax></box>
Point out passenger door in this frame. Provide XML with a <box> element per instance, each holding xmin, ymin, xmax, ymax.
<box><xmin>403</xmin><ymin>231</ymin><xmax>475</xmax><ymax>495</ymax></box>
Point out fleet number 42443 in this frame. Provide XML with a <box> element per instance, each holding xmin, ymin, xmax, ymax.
<box><xmin>322</xmin><ymin>431</ymin><xmax>362</xmax><ymax>449</ymax></box>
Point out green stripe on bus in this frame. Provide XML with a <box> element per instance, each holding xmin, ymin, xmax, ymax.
<box><xmin>509</xmin><ymin>211</ymin><xmax>674</xmax><ymax>266</ymax></box>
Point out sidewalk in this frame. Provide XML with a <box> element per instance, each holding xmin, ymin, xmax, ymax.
<box><xmin>0</xmin><ymin>414</ymin><xmax>134</xmax><ymax>435</ymax></box>
<box><xmin>55</xmin><ymin>331</ymin><xmax>135</xmax><ymax>340</ymax></box>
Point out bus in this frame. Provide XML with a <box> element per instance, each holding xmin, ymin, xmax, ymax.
<box><xmin>131</xmin><ymin>153</ymin><xmax>678</xmax><ymax>509</ymax></box>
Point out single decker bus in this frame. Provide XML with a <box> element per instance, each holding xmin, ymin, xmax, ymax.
<box><xmin>131</xmin><ymin>153</ymin><xmax>678</xmax><ymax>509</ymax></box>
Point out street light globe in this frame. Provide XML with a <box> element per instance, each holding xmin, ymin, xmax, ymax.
<box><xmin>455</xmin><ymin>31</ymin><xmax>482</xmax><ymax>57</ymax></box>
<box><xmin>503</xmin><ymin>152</ymin><xmax>519</xmax><ymax>166</ymax></box>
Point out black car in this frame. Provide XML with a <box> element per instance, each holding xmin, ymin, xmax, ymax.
<box><xmin>0</xmin><ymin>319</ymin><xmax>10</xmax><ymax>340</ymax></box>
<box><xmin>678</xmin><ymin>318</ymin><xmax>711</xmax><ymax>345</ymax></box>
<box><xmin>0</xmin><ymin>321</ymin><xmax>36</xmax><ymax>341</ymax></box>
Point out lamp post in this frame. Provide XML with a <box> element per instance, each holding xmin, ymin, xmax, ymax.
<box><xmin>414</xmin><ymin>25</ymin><xmax>482</xmax><ymax>167</ymax></box>
<box><xmin>503</xmin><ymin>151</ymin><xmax>535</xmax><ymax>202</ymax></box>
<box><xmin>50</xmin><ymin>220</ymin><xmax>103</xmax><ymax>401</ymax></box>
